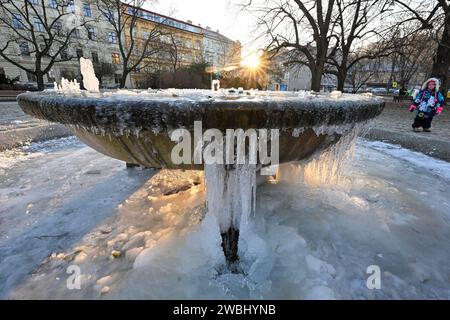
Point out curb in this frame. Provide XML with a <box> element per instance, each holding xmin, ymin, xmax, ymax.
<box><xmin>364</xmin><ymin>128</ymin><xmax>450</xmax><ymax>162</ymax></box>
<box><xmin>0</xmin><ymin>97</ymin><xmax>20</xmax><ymax>102</ymax></box>
<box><xmin>0</xmin><ymin>124</ymin><xmax>72</xmax><ymax>151</ymax></box>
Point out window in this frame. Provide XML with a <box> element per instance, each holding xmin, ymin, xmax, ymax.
<box><xmin>111</xmin><ymin>53</ymin><xmax>120</xmax><ymax>65</ymax></box>
<box><xmin>72</xmin><ymin>28</ymin><xmax>80</xmax><ymax>39</ymax></box>
<box><xmin>60</xmin><ymin>49</ymin><xmax>68</xmax><ymax>60</ymax></box>
<box><xmin>53</xmin><ymin>21</ymin><xmax>62</xmax><ymax>35</ymax></box>
<box><xmin>107</xmin><ymin>31</ymin><xmax>117</xmax><ymax>44</ymax></box>
<box><xmin>48</xmin><ymin>0</ymin><xmax>58</xmax><ymax>8</ymax></box>
<box><xmin>76</xmin><ymin>49</ymin><xmax>83</xmax><ymax>59</ymax></box>
<box><xmin>127</xmin><ymin>7</ymin><xmax>137</xmax><ymax>15</ymax></box>
<box><xmin>68</xmin><ymin>1</ymin><xmax>75</xmax><ymax>13</ymax></box>
<box><xmin>91</xmin><ymin>52</ymin><xmax>99</xmax><ymax>63</ymax></box>
<box><xmin>12</xmin><ymin>13</ymin><xmax>24</xmax><ymax>29</ymax></box>
<box><xmin>103</xmin><ymin>10</ymin><xmax>114</xmax><ymax>21</ymax></box>
<box><xmin>39</xmin><ymin>44</ymin><xmax>50</xmax><ymax>56</ymax></box>
<box><xmin>161</xmin><ymin>35</ymin><xmax>169</xmax><ymax>43</ymax></box>
<box><xmin>34</xmin><ymin>17</ymin><xmax>44</xmax><ymax>32</ymax></box>
<box><xmin>143</xmin><ymin>31</ymin><xmax>149</xmax><ymax>39</ymax></box>
<box><xmin>19</xmin><ymin>42</ymin><xmax>30</xmax><ymax>56</ymax></box>
<box><xmin>82</xmin><ymin>3</ymin><xmax>91</xmax><ymax>17</ymax></box>
<box><xmin>29</xmin><ymin>0</ymin><xmax>39</xmax><ymax>4</ymax></box>
<box><xmin>87</xmin><ymin>27</ymin><xmax>97</xmax><ymax>41</ymax></box>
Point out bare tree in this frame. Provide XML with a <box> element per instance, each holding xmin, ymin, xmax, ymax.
<box><xmin>167</xmin><ymin>33</ymin><xmax>180</xmax><ymax>73</ymax></box>
<box><xmin>0</xmin><ymin>0</ymin><xmax>93</xmax><ymax>90</ymax></box>
<box><xmin>96</xmin><ymin>0</ymin><xmax>172</xmax><ymax>88</ymax></box>
<box><xmin>326</xmin><ymin>0</ymin><xmax>396</xmax><ymax>91</ymax></box>
<box><xmin>346</xmin><ymin>55</ymin><xmax>381</xmax><ymax>92</ymax></box>
<box><xmin>390</xmin><ymin>28</ymin><xmax>436</xmax><ymax>87</ymax></box>
<box><xmin>93</xmin><ymin>61</ymin><xmax>117</xmax><ymax>85</ymax></box>
<box><xmin>391</xmin><ymin>0</ymin><xmax>450</xmax><ymax>97</ymax></box>
<box><xmin>243</xmin><ymin>0</ymin><xmax>338</xmax><ymax>91</ymax></box>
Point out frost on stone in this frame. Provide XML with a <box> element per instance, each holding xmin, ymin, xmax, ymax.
<box><xmin>80</xmin><ymin>57</ymin><xmax>99</xmax><ymax>93</ymax></box>
<box><xmin>330</xmin><ymin>90</ymin><xmax>342</xmax><ymax>99</ymax></box>
<box><xmin>42</xmin><ymin>86</ymin><xmax>383</xmax><ymax>107</ymax></box>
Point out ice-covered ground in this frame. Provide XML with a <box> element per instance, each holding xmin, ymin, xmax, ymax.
<box><xmin>1</xmin><ymin>137</ymin><xmax>450</xmax><ymax>299</ymax></box>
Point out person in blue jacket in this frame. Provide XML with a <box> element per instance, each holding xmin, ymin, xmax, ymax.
<box><xmin>410</xmin><ymin>78</ymin><xmax>445</xmax><ymax>132</ymax></box>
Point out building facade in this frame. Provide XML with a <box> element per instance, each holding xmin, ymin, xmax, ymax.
<box><xmin>0</xmin><ymin>2</ymin><xmax>242</xmax><ymax>89</ymax></box>
<box><xmin>0</xmin><ymin>0</ymin><xmax>122</xmax><ymax>87</ymax></box>
<box><xmin>122</xmin><ymin>5</ymin><xmax>205</xmax><ymax>88</ymax></box>
<box><xmin>203</xmin><ymin>27</ymin><xmax>241</xmax><ymax>70</ymax></box>
<box><xmin>122</xmin><ymin>5</ymin><xmax>241</xmax><ymax>88</ymax></box>
<box><xmin>266</xmin><ymin>50</ymin><xmax>328</xmax><ymax>92</ymax></box>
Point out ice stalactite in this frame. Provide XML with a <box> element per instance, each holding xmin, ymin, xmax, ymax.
<box><xmin>204</xmin><ymin>163</ymin><xmax>256</xmax><ymax>268</ymax></box>
<box><xmin>281</xmin><ymin>123</ymin><xmax>370</xmax><ymax>187</ymax></box>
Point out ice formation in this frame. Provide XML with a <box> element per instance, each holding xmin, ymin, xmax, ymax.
<box><xmin>204</xmin><ymin>163</ymin><xmax>256</xmax><ymax>264</ymax></box>
<box><xmin>54</xmin><ymin>78</ymin><xmax>81</xmax><ymax>94</ymax></box>
<box><xmin>211</xmin><ymin>79</ymin><xmax>220</xmax><ymax>91</ymax></box>
<box><xmin>45</xmin><ymin>86</ymin><xmax>383</xmax><ymax>106</ymax></box>
<box><xmin>330</xmin><ymin>90</ymin><xmax>342</xmax><ymax>99</ymax></box>
<box><xmin>296</xmin><ymin>123</ymin><xmax>367</xmax><ymax>186</ymax></box>
<box><xmin>80</xmin><ymin>57</ymin><xmax>100</xmax><ymax>93</ymax></box>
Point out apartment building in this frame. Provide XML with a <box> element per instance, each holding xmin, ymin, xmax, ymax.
<box><xmin>203</xmin><ymin>26</ymin><xmax>241</xmax><ymax>70</ymax></box>
<box><xmin>123</xmin><ymin>4</ymin><xmax>241</xmax><ymax>88</ymax></box>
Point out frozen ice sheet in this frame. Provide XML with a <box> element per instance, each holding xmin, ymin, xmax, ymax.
<box><xmin>1</xmin><ymin>138</ymin><xmax>450</xmax><ymax>299</ymax></box>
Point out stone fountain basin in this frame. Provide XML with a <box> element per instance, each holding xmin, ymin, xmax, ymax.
<box><xmin>17</xmin><ymin>90</ymin><xmax>384</xmax><ymax>169</ymax></box>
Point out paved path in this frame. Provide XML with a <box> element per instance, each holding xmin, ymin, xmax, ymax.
<box><xmin>365</xmin><ymin>99</ymin><xmax>450</xmax><ymax>161</ymax></box>
<box><xmin>372</xmin><ymin>99</ymin><xmax>450</xmax><ymax>141</ymax></box>
<box><xmin>0</xmin><ymin>101</ymin><xmax>71</xmax><ymax>150</ymax></box>
<box><xmin>0</xmin><ymin>101</ymin><xmax>37</xmax><ymax>129</ymax></box>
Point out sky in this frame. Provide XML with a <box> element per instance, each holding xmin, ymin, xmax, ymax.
<box><xmin>146</xmin><ymin>0</ymin><xmax>260</xmax><ymax>57</ymax></box>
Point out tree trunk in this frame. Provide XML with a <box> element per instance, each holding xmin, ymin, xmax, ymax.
<box><xmin>336</xmin><ymin>70</ymin><xmax>347</xmax><ymax>92</ymax></box>
<box><xmin>431</xmin><ymin>18</ymin><xmax>450</xmax><ymax>102</ymax></box>
<box><xmin>36</xmin><ymin>73</ymin><xmax>45</xmax><ymax>91</ymax></box>
<box><xmin>119</xmin><ymin>70</ymin><xmax>128</xmax><ymax>89</ymax></box>
<box><xmin>310</xmin><ymin>67</ymin><xmax>322</xmax><ymax>92</ymax></box>
<box><xmin>35</xmin><ymin>57</ymin><xmax>45</xmax><ymax>91</ymax></box>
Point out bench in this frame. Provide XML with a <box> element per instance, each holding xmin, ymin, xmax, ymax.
<box><xmin>393</xmin><ymin>95</ymin><xmax>412</xmax><ymax>102</ymax></box>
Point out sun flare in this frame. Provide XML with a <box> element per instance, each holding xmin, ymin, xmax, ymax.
<box><xmin>241</xmin><ymin>53</ymin><xmax>261</xmax><ymax>69</ymax></box>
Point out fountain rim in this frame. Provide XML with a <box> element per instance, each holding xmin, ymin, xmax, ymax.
<box><xmin>16</xmin><ymin>89</ymin><xmax>384</xmax><ymax>104</ymax></box>
<box><xmin>17</xmin><ymin>90</ymin><xmax>385</xmax><ymax>132</ymax></box>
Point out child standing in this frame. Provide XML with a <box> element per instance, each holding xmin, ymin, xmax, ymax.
<box><xmin>410</xmin><ymin>78</ymin><xmax>444</xmax><ymax>132</ymax></box>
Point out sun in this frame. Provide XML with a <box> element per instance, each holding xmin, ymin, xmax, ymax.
<box><xmin>241</xmin><ymin>53</ymin><xmax>261</xmax><ymax>69</ymax></box>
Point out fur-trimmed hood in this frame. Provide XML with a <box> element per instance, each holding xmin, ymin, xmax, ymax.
<box><xmin>421</xmin><ymin>77</ymin><xmax>441</xmax><ymax>91</ymax></box>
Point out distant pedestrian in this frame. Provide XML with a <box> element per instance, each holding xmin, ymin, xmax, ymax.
<box><xmin>399</xmin><ymin>86</ymin><xmax>408</xmax><ymax>96</ymax></box>
<box><xmin>409</xmin><ymin>78</ymin><xmax>444</xmax><ymax>132</ymax></box>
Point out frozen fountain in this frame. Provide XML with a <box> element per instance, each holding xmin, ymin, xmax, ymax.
<box><xmin>17</xmin><ymin>75</ymin><xmax>384</xmax><ymax>267</ymax></box>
